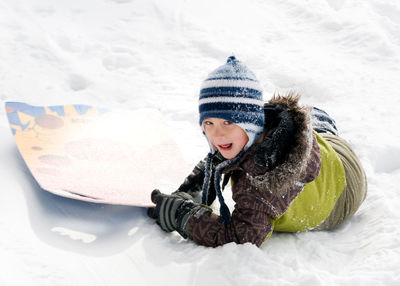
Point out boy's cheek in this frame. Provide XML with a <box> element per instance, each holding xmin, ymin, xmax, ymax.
<box><xmin>205</xmin><ymin>133</ymin><xmax>214</xmax><ymax>144</ymax></box>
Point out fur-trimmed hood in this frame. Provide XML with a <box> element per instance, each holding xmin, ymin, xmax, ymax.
<box><xmin>224</xmin><ymin>93</ymin><xmax>315</xmax><ymax>196</ymax></box>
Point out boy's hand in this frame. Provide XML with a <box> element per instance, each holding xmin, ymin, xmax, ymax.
<box><xmin>147</xmin><ymin>189</ymin><xmax>206</xmax><ymax>238</ymax></box>
<box><xmin>147</xmin><ymin>190</ymin><xmax>185</xmax><ymax>232</ymax></box>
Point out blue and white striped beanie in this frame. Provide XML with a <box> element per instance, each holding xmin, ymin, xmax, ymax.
<box><xmin>199</xmin><ymin>56</ymin><xmax>265</xmax><ymax>153</ymax></box>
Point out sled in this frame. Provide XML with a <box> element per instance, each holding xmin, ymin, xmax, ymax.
<box><xmin>5</xmin><ymin>102</ymin><xmax>190</xmax><ymax>207</ymax></box>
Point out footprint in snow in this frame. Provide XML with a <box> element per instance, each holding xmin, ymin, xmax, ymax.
<box><xmin>67</xmin><ymin>74</ymin><xmax>91</xmax><ymax>91</ymax></box>
<box><xmin>102</xmin><ymin>53</ymin><xmax>137</xmax><ymax>71</ymax></box>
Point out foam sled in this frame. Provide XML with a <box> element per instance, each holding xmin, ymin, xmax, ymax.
<box><xmin>5</xmin><ymin>102</ymin><xmax>190</xmax><ymax>207</ymax></box>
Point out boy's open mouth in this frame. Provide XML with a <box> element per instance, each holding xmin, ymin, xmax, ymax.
<box><xmin>218</xmin><ymin>143</ymin><xmax>232</xmax><ymax>151</ymax></box>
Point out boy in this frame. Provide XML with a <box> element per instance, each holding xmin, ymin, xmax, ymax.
<box><xmin>148</xmin><ymin>56</ymin><xmax>367</xmax><ymax>247</ymax></box>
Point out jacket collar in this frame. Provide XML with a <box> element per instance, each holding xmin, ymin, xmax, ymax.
<box><xmin>223</xmin><ymin>93</ymin><xmax>314</xmax><ymax>195</ymax></box>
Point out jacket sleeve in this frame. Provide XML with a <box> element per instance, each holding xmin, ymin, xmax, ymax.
<box><xmin>187</xmin><ymin>192</ymin><xmax>274</xmax><ymax>247</ymax></box>
<box><xmin>173</xmin><ymin>160</ymin><xmax>205</xmax><ymax>203</ymax></box>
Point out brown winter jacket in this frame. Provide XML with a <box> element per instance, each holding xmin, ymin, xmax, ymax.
<box><xmin>180</xmin><ymin>95</ymin><xmax>325</xmax><ymax>247</ymax></box>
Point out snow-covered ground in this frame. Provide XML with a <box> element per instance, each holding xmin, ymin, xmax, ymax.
<box><xmin>1</xmin><ymin>0</ymin><xmax>400</xmax><ymax>285</ymax></box>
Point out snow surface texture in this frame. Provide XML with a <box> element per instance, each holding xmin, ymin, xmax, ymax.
<box><xmin>1</xmin><ymin>0</ymin><xmax>400</xmax><ymax>285</ymax></box>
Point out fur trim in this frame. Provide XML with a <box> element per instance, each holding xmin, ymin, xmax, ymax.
<box><xmin>243</xmin><ymin>92</ymin><xmax>314</xmax><ymax>196</ymax></box>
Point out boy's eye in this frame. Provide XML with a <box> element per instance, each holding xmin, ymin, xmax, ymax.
<box><xmin>204</xmin><ymin>121</ymin><xmax>213</xmax><ymax>125</ymax></box>
<box><xmin>224</xmin><ymin>121</ymin><xmax>232</xmax><ymax>125</ymax></box>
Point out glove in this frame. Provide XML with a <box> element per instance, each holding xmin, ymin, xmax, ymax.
<box><xmin>254</xmin><ymin>105</ymin><xmax>295</xmax><ymax>170</ymax></box>
<box><xmin>147</xmin><ymin>189</ymin><xmax>206</xmax><ymax>238</ymax></box>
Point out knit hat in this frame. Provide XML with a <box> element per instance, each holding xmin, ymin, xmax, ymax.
<box><xmin>198</xmin><ymin>56</ymin><xmax>265</xmax><ymax>224</ymax></box>
<box><xmin>199</xmin><ymin>56</ymin><xmax>265</xmax><ymax>153</ymax></box>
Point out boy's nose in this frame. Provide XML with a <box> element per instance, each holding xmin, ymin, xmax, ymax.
<box><xmin>213</xmin><ymin>126</ymin><xmax>226</xmax><ymax>137</ymax></box>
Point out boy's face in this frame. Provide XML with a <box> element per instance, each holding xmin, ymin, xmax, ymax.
<box><xmin>203</xmin><ymin>118</ymin><xmax>249</xmax><ymax>159</ymax></box>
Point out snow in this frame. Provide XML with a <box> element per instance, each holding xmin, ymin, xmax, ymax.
<box><xmin>1</xmin><ymin>0</ymin><xmax>400</xmax><ymax>285</ymax></box>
